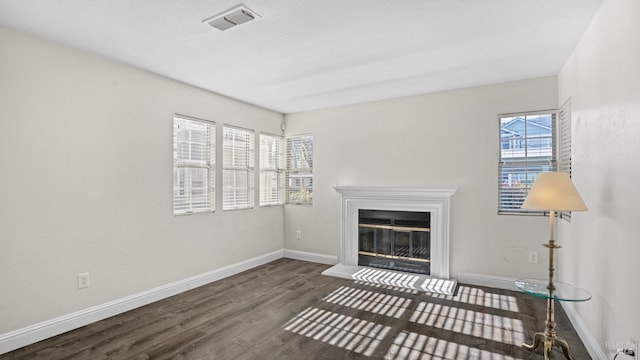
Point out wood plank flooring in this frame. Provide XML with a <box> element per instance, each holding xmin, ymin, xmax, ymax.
<box><xmin>1</xmin><ymin>259</ymin><xmax>591</xmax><ymax>359</ymax></box>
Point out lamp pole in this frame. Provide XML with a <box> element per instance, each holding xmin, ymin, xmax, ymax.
<box><xmin>544</xmin><ymin>210</ymin><xmax>560</xmax><ymax>350</ymax></box>
<box><xmin>523</xmin><ymin>210</ymin><xmax>573</xmax><ymax>359</ymax></box>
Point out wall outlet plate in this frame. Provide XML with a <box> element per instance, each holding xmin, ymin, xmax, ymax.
<box><xmin>528</xmin><ymin>252</ymin><xmax>538</xmax><ymax>264</ymax></box>
<box><xmin>77</xmin><ymin>273</ymin><xmax>90</xmax><ymax>289</ymax></box>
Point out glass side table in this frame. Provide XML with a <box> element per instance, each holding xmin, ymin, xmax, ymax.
<box><xmin>515</xmin><ymin>279</ymin><xmax>591</xmax><ymax>360</ymax></box>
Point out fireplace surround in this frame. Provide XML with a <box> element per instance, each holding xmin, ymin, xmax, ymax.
<box><xmin>323</xmin><ymin>186</ymin><xmax>457</xmax><ymax>290</ymax></box>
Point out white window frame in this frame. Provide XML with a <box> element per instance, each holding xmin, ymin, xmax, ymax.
<box><xmin>259</xmin><ymin>133</ymin><xmax>284</xmax><ymax>206</ymax></box>
<box><xmin>173</xmin><ymin>115</ymin><xmax>215</xmax><ymax>215</ymax></box>
<box><xmin>498</xmin><ymin>110</ymin><xmax>557</xmax><ymax>215</ymax></box>
<box><xmin>223</xmin><ymin>125</ymin><xmax>255</xmax><ymax>210</ymax></box>
<box><xmin>285</xmin><ymin>134</ymin><xmax>313</xmax><ymax>205</ymax></box>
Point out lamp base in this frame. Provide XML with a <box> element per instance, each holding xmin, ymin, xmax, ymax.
<box><xmin>523</xmin><ymin>332</ymin><xmax>573</xmax><ymax>360</ymax></box>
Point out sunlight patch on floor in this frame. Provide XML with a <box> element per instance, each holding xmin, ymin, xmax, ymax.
<box><xmin>353</xmin><ymin>268</ymin><xmax>419</xmax><ymax>288</ymax></box>
<box><xmin>384</xmin><ymin>330</ymin><xmax>523</xmax><ymax>360</ymax></box>
<box><xmin>426</xmin><ymin>286</ymin><xmax>520</xmax><ymax>312</ymax></box>
<box><xmin>323</xmin><ymin>286</ymin><xmax>413</xmax><ymax>318</ymax></box>
<box><xmin>284</xmin><ymin>281</ymin><xmax>527</xmax><ymax>357</ymax></box>
<box><xmin>410</xmin><ymin>302</ymin><xmax>525</xmax><ymax>345</ymax></box>
<box><xmin>284</xmin><ymin>307</ymin><xmax>391</xmax><ymax>356</ymax></box>
<box><xmin>352</xmin><ymin>268</ymin><xmax>457</xmax><ymax>295</ymax></box>
<box><xmin>353</xmin><ymin>280</ymin><xmax>420</xmax><ymax>294</ymax></box>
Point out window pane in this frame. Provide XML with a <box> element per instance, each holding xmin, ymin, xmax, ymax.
<box><xmin>174</xmin><ymin>167</ymin><xmax>212</xmax><ymax>212</ymax></box>
<box><xmin>174</xmin><ymin>118</ymin><xmax>211</xmax><ymax>164</ymax></box>
<box><xmin>499</xmin><ymin>162</ymin><xmax>554</xmax><ymax>211</ymax></box>
<box><xmin>286</xmin><ymin>172</ymin><xmax>313</xmax><ymax>204</ymax></box>
<box><xmin>260</xmin><ymin>170</ymin><xmax>283</xmax><ymax>205</ymax></box>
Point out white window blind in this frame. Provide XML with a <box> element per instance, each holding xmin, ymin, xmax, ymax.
<box><xmin>558</xmin><ymin>99</ymin><xmax>572</xmax><ymax>221</ymax></box>
<box><xmin>223</xmin><ymin>126</ymin><xmax>255</xmax><ymax>210</ymax></box>
<box><xmin>498</xmin><ymin>111</ymin><xmax>556</xmax><ymax>215</ymax></box>
<box><xmin>286</xmin><ymin>134</ymin><xmax>313</xmax><ymax>205</ymax></box>
<box><xmin>173</xmin><ymin>116</ymin><xmax>215</xmax><ymax>214</ymax></box>
<box><xmin>260</xmin><ymin>133</ymin><xmax>284</xmax><ymax>206</ymax></box>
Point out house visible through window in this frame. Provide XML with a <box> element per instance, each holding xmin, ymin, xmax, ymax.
<box><xmin>286</xmin><ymin>135</ymin><xmax>313</xmax><ymax>205</ymax></box>
<box><xmin>498</xmin><ymin>111</ymin><xmax>556</xmax><ymax>214</ymax></box>
<box><xmin>260</xmin><ymin>133</ymin><xmax>284</xmax><ymax>206</ymax></box>
<box><xmin>173</xmin><ymin>115</ymin><xmax>215</xmax><ymax>214</ymax></box>
<box><xmin>223</xmin><ymin>125</ymin><xmax>255</xmax><ymax>210</ymax></box>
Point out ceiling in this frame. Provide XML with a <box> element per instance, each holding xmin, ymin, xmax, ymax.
<box><xmin>0</xmin><ymin>0</ymin><xmax>602</xmax><ymax>113</ymax></box>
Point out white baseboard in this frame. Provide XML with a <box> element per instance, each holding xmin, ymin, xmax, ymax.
<box><xmin>457</xmin><ymin>272</ymin><xmax>520</xmax><ymax>291</ymax></box>
<box><xmin>282</xmin><ymin>249</ymin><xmax>338</xmax><ymax>265</ymax></box>
<box><xmin>0</xmin><ymin>249</ymin><xmax>284</xmax><ymax>355</ymax></box>
<box><xmin>6</xmin><ymin>256</ymin><xmax>603</xmax><ymax>359</ymax></box>
<box><xmin>561</xmin><ymin>301</ymin><xmax>607</xmax><ymax>360</ymax></box>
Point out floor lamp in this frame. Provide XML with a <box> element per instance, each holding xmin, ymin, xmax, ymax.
<box><xmin>520</xmin><ymin>172</ymin><xmax>588</xmax><ymax>359</ymax></box>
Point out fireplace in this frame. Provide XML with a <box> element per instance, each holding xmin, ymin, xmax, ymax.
<box><xmin>358</xmin><ymin>209</ymin><xmax>431</xmax><ymax>274</ymax></box>
<box><xmin>325</xmin><ymin>186</ymin><xmax>457</xmax><ymax>282</ymax></box>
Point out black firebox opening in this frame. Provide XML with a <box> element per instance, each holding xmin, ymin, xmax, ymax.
<box><xmin>358</xmin><ymin>209</ymin><xmax>431</xmax><ymax>275</ymax></box>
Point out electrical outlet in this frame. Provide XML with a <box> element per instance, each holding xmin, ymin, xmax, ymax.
<box><xmin>77</xmin><ymin>273</ymin><xmax>90</xmax><ymax>289</ymax></box>
<box><xmin>528</xmin><ymin>252</ymin><xmax>538</xmax><ymax>264</ymax></box>
<box><xmin>296</xmin><ymin>230</ymin><xmax>302</xmax><ymax>240</ymax></box>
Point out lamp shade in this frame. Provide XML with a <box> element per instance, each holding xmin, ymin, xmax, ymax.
<box><xmin>521</xmin><ymin>172</ymin><xmax>588</xmax><ymax>211</ymax></box>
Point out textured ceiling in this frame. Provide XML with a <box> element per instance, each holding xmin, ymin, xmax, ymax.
<box><xmin>0</xmin><ymin>0</ymin><xmax>602</xmax><ymax>113</ymax></box>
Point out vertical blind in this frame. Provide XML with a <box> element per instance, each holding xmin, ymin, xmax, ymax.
<box><xmin>557</xmin><ymin>99</ymin><xmax>572</xmax><ymax>220</ymax></box>
<box><xmin>223</xmin><ymin>126</ymin><xmax>255</xmax><ymax>210</ymax></box>
<box><xmin>173</xmin><ymin>116</ymin><xmax>215</xmax><ymax>214</ymax></box>
<box><xmin>260</xmin><ymin>133</ymin><xmax>284</xmax><ymax>206</ymax></box>
<box><xmin>498</xmin><ymin>112</ymin><xmax>556</xmax><ymax>214</ymax></box>
<box><xmin>285</xmin><ymin>135</ymin><xmax>313</xmax><ymax>205</ymax></box>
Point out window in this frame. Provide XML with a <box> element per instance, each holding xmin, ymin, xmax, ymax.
<box><xmin>173</xmin><ymin>115</ymin><xmax>215</xmax><ymax>214</ymax></box>
<box><xmin>557</xmin><ymin>99</ymin><xmax>572</xmax><ymax>220</ymax></box>
<box><xmin>260</xmin><ymin>133</ymin><xmax>284</xmax><ymax>206</ymax></box>
<box><xmin>498</xmin><ymin>111</ymin><xmax>556</xmax><ymax>214</ymax></box>
<box><xmin>223</xmin><ymin>126</ymin><xmax>255</xmax><ymax>210</ymax></box>
<box><xmin>286</xmin><ymin>135</ymin><xmax>313</xmax><ymax>205</ymax></box>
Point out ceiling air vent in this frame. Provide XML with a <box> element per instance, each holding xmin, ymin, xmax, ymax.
<box><xmin>204</xmin><ymin>5</ymin><xmax>260</xmax><ymax>31</ymax></box>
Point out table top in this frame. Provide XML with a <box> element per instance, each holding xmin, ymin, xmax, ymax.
<box><xmin>515</xmin><ymin>278</ymin><xmax>592</xmax><ymax>302</ymax></box>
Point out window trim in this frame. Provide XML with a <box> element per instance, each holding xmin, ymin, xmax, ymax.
<box><xmin>497</xmin><ymin>109</ymin><xmax>557</xmax><ymax>216</ymax></box>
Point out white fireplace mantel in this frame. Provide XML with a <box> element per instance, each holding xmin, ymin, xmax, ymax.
<box><xmin>330</xmin><ymin>186</ymin><xmax>457</xmax><ymax>280</ymax></box>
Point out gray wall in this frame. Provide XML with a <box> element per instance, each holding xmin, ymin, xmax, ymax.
<box><xmin>0</xmin><ymin>26</ymin><xmax>284</xmax><ymax>333</ymax></box>
<box><xmin>284</xmin><ymin>76</ymin><xmax>557</xmax><ymax>280</ymax></box>
<box><xmin>558</xmin><ymin>0</ymin><xmax>640</xmax><ymax>353</ymax></box>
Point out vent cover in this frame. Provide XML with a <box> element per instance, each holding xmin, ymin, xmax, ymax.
<box><xmin>204</xmin><ymin>5</ymin><xmax>260</xmax><ymax>31</ymax></box>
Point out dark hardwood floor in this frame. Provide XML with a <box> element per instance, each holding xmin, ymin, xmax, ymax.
<box><xmin>1</xmin><ymin>259</ymin><xmax>591</xmax><ymax>359</ymax></box>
